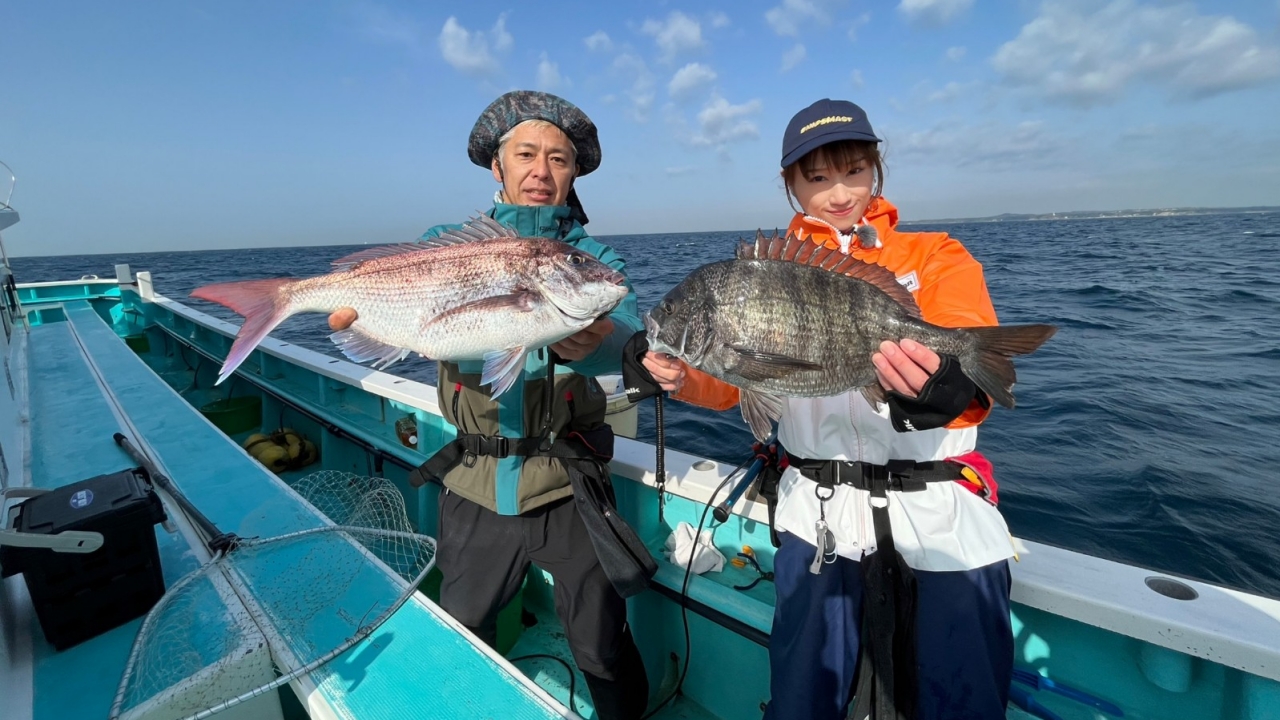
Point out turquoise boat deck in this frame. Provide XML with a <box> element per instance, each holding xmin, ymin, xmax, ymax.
<box><xmin>14</xmin><ymin>300</ymin><xmax>573</xmax><ymax>720</ymax></box>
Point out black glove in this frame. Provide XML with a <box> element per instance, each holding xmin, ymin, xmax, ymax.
<box><xmin>621</xmin><ymin>331</ymin><xmax>662</xmax><ymax>404</ymax></box>
<box><xmin>886</xmin><ymin>354</ymin><xmax>986</xmax><ymax>432</ymax></box>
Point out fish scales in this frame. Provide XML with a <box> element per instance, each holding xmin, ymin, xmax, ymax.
<box><xmin>284</xmin><ymin>238</ymin><xmax>555</xmax><ymax>357</ymax></box>
<box><xmin>699</xmin><ymin>259</ymin><xmax>953</xmax><ymax>396</ymax></box>
<box><xmin>191</xmin><ymin>216</ymin><xmax>628</xmax><ymax>396</ymax></box>
<box><xmin>645</xmin><ymin>232</ymin><xmax>1057</xmax><ymax>440</ymax></box>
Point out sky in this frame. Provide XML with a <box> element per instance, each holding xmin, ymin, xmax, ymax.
<box><xmin>2</xmin><ymin>0</ymin><xmax>1279</xmax><ymax>256</ymax></box>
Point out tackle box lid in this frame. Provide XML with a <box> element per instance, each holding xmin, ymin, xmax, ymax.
<box><xmin>13</xmin><ymin>467</ymin><xmax>165</xmax><ymax>536</ymax></box>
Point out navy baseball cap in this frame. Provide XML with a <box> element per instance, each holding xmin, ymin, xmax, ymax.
<box><xmin>780</xmin><ymin>99</ymin><xmax>881</xmax><ymax>168</ymax></box>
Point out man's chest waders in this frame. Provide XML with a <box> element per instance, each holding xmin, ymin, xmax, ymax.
<box><xmin>408</xmin><ymin>359</ymin><xmax>657</xmax><ymax>599</ymax></box>
<box><xmin>787</xmin><ymin>455</ymin><xmax>970</xmax><ymax>720</ymax></box>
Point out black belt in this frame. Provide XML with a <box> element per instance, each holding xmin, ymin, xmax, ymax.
<box><xmin>786</xmin><ymin>454</ymin><xmax>967</xmax><ymax>720</ymax></box>
<box><xmin>785</xmin><ymin>454</ymin><xmax>965</xmax><ymax>492</ymax></box>
<box><xmin>410</xmin><ymin>432</ymin><xmax>601</xmax><ymax>488</ymax></box>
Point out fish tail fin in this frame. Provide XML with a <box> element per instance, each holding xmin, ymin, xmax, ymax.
<box><xmin>191</xmin><ymin>278</ymin><xmax>295</xmax><ymax>384</ymax></box>
<box><xmin>962</xmin><ymin>324</ymin><xmax>1058</xmax><ymax>408</ymax></box>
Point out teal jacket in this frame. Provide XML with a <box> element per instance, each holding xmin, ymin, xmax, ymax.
<box><xmin>423</xmin><ymin>202</ymin><xmax>642</xmax><ymax>515</ymax></box>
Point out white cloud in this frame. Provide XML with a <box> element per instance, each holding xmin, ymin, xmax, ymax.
<box><xmin>491</xmin><ymin>15</ymin><xmax>512</xmax><ymax>52</ymax></box>
<box><xmin>613</xmin><ymin>53</ymin><xmax>656</xmax><ymax>121</ymax></box>
<box><xmin>668</xmin><ymin>63</ymin><xmax>718</xmax><ymax>103</ymax></box>
<box><xmin>641</xmin><ymin>11</ymin><xmax>705</xmax><ymax>63</ymax></box>
<box><xmin>991</xmin><ymin>0</ymin><xmax>1280</xmax><ymax>106</ymax></box>
<box><xmin>536</xmin><ymin>53</ymin><xmax>566</xmax><ymax>92</ymax></box>
<box><xmin>851</xmin><ymin>69</ymin><xmax>865</xmax><ymax>87</ymax></box>
<box><xmin>437</xmin><ymin>15</ymin><xmax>511</xmax><ymax>77</ymax></box>
<box><xmin>847</xmin><ymin>12</ymin><xmax>871</xmax><ymax>41</ymax></box>
<box><xmin>584</xmin><ymin>30</ymin><xmax>612</xmax><ymax>53</ymax></box>
<box><xmin>709</xmin><ymin>11</ymin><xmax>731</xmax><ymax>28</ymax></box>
<box><xmin>945</xmin><ymin>46</ymin><xmax>966</xmax><ymax>62</ymax></box>
<box><xmin>893</xmin><ymin>120</ymin><xmax>1062</xmax><ymax>169</ymax></box>
<box><xmin>765</xmin><ymin>0</ymin><xmax>846</xmax><ymax>37</ymax></box>
<box><xmin>926</xmin><ymin>81</ymin><xmax>971</xmax><ymax>103</ymax></box>
<box><xmin>898</xmin><ymin>0</ymin><xmax>974</xmax><ymax>25</ymax></box>
<box><xmin>691</xmin><ymin>94</ymin><xmax>763</xmax><ymax>147</ymax></box>
<box><xmin>781</xmin><ymin>44</ymin><xmax>807</xmax><ymax>71</ymax></box>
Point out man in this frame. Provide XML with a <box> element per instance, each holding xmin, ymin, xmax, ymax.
<box><xmin>328</xmin><ymin>91</ymin><xmax>649</xmax><ymax>719</ymax></box>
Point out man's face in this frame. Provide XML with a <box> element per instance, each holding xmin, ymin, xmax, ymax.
<box><xmin>492</xmin><ymin>122</ymin><xmax>578</xmax><ymax>207</ymax></box>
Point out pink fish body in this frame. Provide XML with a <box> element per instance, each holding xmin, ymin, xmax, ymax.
<box><xmin>191</xmin><ymin>216</ymin><xmax>628</xmax><ymax>397</ymax></box>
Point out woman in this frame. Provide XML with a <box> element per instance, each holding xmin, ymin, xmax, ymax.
<box><xmin>644</xmin><ymin>98</ymin><xmax>1016</xmax><ymax>719</ymax></box>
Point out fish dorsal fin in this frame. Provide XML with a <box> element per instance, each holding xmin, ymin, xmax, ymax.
<box><xmin>433</xmin><ymin>213</ymin><xmax>518</xmax><ymax>246</ymax></box>
<box><xmin>331</xmin><ymin>243</ymin><xmax>434</xmax><ymax>271</ymax></box>
<box><xmin>738</xmin><ymin>230</ymin><xmax>922</xmax><ymax>318</ymax></box>
<box><xmin>331</xmin><ymin>215</ymin><xmax>519</xmax><ymax>271</ymax></box>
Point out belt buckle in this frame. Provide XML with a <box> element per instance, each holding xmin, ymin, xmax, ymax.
<box><xmin>865</xmin><ymin>464</ymin><xmax>891</xmax><ymax>509</ymax></box>
<box><xmin>491</xmin><ymin>436</ymin><xmax>510</xmax><ymax>459</ymax></box>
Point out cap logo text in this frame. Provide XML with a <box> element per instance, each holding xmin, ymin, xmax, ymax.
<box><xmin>800</xmin><ymin>116</ymin><xmax>853</xmax><ymax>133</ymax></box>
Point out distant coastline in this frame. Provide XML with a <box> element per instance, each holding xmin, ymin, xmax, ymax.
<box><xmin>903</xmin><ymin>205</ymin><xmax>1280</xmax><ymax>225</ymax></box>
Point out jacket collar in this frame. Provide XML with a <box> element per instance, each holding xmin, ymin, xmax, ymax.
<box><xmin>488</xmin><ymin>199</ymin><xmax>583</xmax><ymax>241</ymax></box>
<box><xmin>785</xmin><ymin>197</ymin><xmax>899</xmax><ymax>253</ymax></box>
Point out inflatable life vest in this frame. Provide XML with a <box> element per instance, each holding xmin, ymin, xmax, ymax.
<box><xmin>243</xmin><ymin>428</ymin><xmax>318</xmax><ymax>473</ymax></box>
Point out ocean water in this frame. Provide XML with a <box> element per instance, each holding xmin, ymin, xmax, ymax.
<box><xmin>11</xmin><ymin>212</ymin><xmax>1280</xmax><ymax>599</ymax></box>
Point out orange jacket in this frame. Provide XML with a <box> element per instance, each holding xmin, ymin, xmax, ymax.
<box><xmin>672</xmin><ymin>197</ymin><xmax>998</xmax><ymax>428</ymax></box>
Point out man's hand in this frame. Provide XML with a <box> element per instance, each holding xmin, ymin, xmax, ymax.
<box><xmin>549</xmin><ymin>318</ymin><xmax>614</xmax><ymax>362</ymax></box>
<box><xmin>871</xmin><ymin>338</ymin><xmax>940</xmax><ymax>397</ymax></box>
<box><xmin>641</xmin><ymin>351</ymin><xmax>687</xmax><ymax>393</ymax></box>
<box><xmin>328</xmin><ymin>307</ymin><xmax>358</xmax><ymax>332</ymax></box>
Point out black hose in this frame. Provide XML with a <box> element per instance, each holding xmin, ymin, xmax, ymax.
<box><xmin>655</xmin><ymin>394</ymin><xmax>666</xmax><ymax>524</ymax></box>
<box><xmin>510</xmin><ymin>654</ymin><xmax>578</xmax><ymax>716</ymax></box>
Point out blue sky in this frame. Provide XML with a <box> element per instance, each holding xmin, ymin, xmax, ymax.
<box><xmin>2</xmin><ymin>0</ymin><xmax>1279</xmax><ymax>256</ymax></box>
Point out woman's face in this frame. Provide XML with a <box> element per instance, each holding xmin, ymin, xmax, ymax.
<box><xmin>790</xmin><ymin>156</ymin><xmax>875</xmax><ymax>233</ymax></box>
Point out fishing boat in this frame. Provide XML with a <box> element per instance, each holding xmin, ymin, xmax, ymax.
<box><xmin>2</xmin><ymin>166</ymin><xmax>1280</xmax><ymax>720</ymax></box>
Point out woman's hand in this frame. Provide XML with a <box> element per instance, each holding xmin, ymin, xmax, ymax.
<box><xmin>641</xmin><ymin>351</ymin><xmax>688</xmax><ymax>393</ymax></box>
<box><xmin>871</xmin><ymin>338</ymin><xmax>940</xmax><ymax>398</ymax></box>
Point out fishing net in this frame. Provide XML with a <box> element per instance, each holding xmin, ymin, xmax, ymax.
<box><xmin>111</xmin><ymin>473</ymin><xmax>435</xmax><ymax>720</ymax></box>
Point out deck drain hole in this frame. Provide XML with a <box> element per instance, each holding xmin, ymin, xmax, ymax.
<box><xmin>692</xmin><ymin>460</ymin><xmax>715</xmax><ymax>471</ymax></box>
<box><xmin>1145</xmin><ymin>576</ymin><xmax>1198</xmax><ymax>600</ymax></box>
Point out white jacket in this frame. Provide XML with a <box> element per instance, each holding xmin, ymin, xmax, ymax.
<box><xmin>775</xmin><ymin>391</ymin><xmax>1016</xmax><ymax>572</ymax></box>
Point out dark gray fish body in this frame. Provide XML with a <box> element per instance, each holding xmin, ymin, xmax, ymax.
<box><xmin>645</xmin><ymin>232</ymin><xmax>1057</xmax><ymax>440</ymax></box>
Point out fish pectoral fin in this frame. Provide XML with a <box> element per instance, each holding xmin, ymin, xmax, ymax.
<box><xmin>727</xmin><ymin>346</ymin><xmax>822</xmax><ymax>382</ymax></box>
<box><xmin>739</xmin><ymin>389</ymin><xmax>783</xmax><ymax>443</ymax></box>
<box><xmin>423</xmin><ymin>292</ymin><xmax>538</xmax><ymax>330</ymax></box>
<box><xmin>329</xmin><ymin>327</ymin><xmax>411</xmax><ymax>369</ymax></box>
<box><xmin>859</xmin><ymin>383</ymin><xmax>887</xmax><ymax>408</ymax></box>
<box><xmin>481</xmin><ymin>347</ymin><xmax>528</xmax><ymax>399</ymax></box>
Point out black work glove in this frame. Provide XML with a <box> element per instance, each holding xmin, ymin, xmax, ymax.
<box><xmin>886</xmin><ymin>354</ymin><xmax>988</xmax><ymax>432</ymax></box>
<box><xmin>621</xmin><ymin>331</ymin><xmax>662</xmax><ymax>404</ymax></box>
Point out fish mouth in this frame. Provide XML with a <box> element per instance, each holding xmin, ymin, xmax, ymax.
<box><xmin>546</xmin><ymin>283</ymin><xmax>627</xmax><ymax>321</ymax></box>
<box><xmin>643</xmin><ymin>313</ymin><xmax>679</xmax><ymax>357</ymax></box>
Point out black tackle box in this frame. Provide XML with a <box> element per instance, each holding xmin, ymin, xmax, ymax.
<box><xmin>0</xmin><ymin>467</ymin><xmax>168</xmax><ymax>650</ymax></box>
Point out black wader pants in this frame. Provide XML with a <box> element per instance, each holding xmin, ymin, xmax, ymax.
<box><xmin>437</xmin><ymin>489</ymin><xmax>650</xmax><ymax>720</ymax></box>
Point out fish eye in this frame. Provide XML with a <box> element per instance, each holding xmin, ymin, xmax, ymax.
<box><xmin>661</xmin><ymin>300</ymin><xmax>675</xmax><ymax>314</ymax></box>
<box><xmin>568</xmin><ymin>253</ymin><xmax>585</xmax><ymax>265</ymax></box>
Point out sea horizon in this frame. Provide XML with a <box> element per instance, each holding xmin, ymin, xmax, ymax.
<box><xmin>5</xmin><ymin>204</ymin><xmax>1277</xmax><ymax>259</ymax></box>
